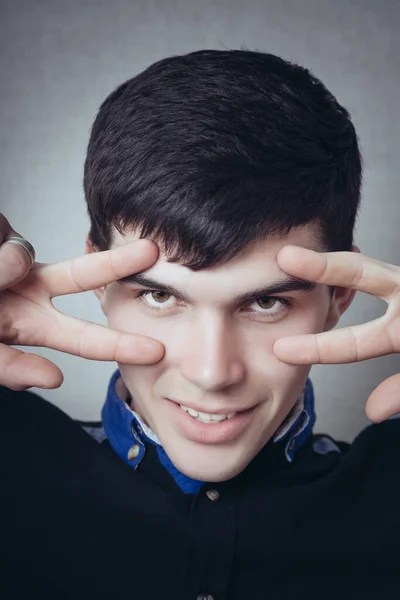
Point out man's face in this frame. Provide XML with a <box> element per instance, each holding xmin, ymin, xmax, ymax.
<box><xmin>96</xmin><ymin>224</ymin><xmax>343</xmax><ymax>482</ymax></box>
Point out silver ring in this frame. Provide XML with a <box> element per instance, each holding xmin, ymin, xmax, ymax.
<box><xmin>3</xmin><ymin>236</ymin><xmax>36</xmax><ymax>268</ymax></box>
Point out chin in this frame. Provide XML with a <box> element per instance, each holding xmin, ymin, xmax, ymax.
<box><xmin>167</xmin><ymin>448</ymin><xmax>252</xmax><ymax>483</ymax></box>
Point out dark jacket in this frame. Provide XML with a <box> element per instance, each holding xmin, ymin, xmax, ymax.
<box><xmin>1</xmin><ymin>386</ymin><xmax>400</xmax><ymax>599</ymax></box>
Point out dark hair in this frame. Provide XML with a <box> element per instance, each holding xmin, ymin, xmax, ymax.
<box><xmin>84</xmin><ymin>49</ymin><xmax>363</xmax><ymax>270</ymax></box>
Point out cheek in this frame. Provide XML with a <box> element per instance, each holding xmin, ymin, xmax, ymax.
<box><xmin>250</xmin><ymin>337</ymin><xmax>310</xmax><ymax>390</ymax></box>
<box><xmin>104</xmin><ymin>290</ymin><xmax>190</xmax><ymax>351</ymax></box>
<box><xmin>276</xmin><ymin>305</ymin><xmax>328</xmax><ymax>338</ymax></box>
<box><xmin>104</xmin><ymin>289</ymin><xmax>160</xmax><ymax>336</ymax></box>
<box><xmin>105</xmin><ymin>293</ymin><xmax>180</xmax><ymax>398</ymax></box>
<box><xmin>119</xmin><ymin>362</ymin><xmax>160</xmax><ymax>391</ymax></box>
<box><xmin>245</xmin><ymin>313</ymin><xmax>317</xmax><ymax>393</ymax></box>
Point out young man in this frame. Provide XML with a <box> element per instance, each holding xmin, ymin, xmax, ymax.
<box><xmin>0</xmin><ymin>49</ymin><xmax>399</xmax><ymax>599</ymax></box>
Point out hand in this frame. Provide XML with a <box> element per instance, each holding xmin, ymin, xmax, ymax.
<box><xmin>273</xmin><ymin>245</ymin><xmax>400</xmax><ymax>423</ymax></box>
<box><xmin>0</xmin><ymin>214</ymin><xmax>164</xmax><ymax>391</ymax></box>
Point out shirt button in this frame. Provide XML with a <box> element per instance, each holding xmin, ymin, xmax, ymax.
<box><xmin>205</xmin><ymin>489</ymin><xmax>220</xmax><ymax>502</ymax></box>
<box><xmin>197</xmin><ymin>595</ymin><xmax>214</xmax><ymax>600</ymax></box>
<box><xmin>127</xmin><ymin>444</ymin><xmax>140</xmax><ymax>460</ymax></box>
<box><xmin>289</xmin><ymin>439</ymin><xmax>296</xmax><ymax>451</ymax></box>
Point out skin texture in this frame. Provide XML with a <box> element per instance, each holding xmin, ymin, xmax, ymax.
<box><xmin>0</xmin><ymin>213</ymin><xmax>164</xmax><ymax>390</ymax></box>
<box><xmin>90</xmin><ymin>224</ymin><xmax>356</xmax><ymax>482</ymax></box>
<box><xmin>0</xmin><ymin>213</ymin><xmax>397</xmax><ymax>437</ymax></box>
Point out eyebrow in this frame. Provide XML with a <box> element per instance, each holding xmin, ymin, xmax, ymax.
<box><xmin>118</xmin><ymin>273</ymin><xmax>317</xmax><ymax>304</ymax></box>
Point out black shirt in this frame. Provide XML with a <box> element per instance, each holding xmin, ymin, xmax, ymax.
<box><xmin>1</xmin><ymin>385</ymin><xmax>400</xmax><ymax>599</ymax></box>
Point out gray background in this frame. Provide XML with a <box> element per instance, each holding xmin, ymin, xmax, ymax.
<box><xmin>1</xmin><ymin>0</ymin><xmax>399</xmax><ymax>442</ymax></box>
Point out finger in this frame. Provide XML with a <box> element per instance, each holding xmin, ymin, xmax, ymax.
<box><xmin>39</xmin><ymin>239</ymin><xmax>159</xmax><ymax>298</ymax></box>
<box><xmin>44</xmin><ymin>312</ymin><xmax>165</xmax><ymax>364</ymax></box>
<box><xmin>273</xmin><ymin>317</ymin><xmax>393</xmax><ymax>365</ymax></box>
<box><xmin>0</xmin><ymin>214</ymin><xmax>34</xmax><ymax>290</ymax></box>
<box><xmin>365</xmin><ymin>373</ymin><xmax>400</xmax><ymax>422</ymax></box>
<box><xmin>277</xmin><ymin>246</ymin><xmax>398</xmax><ymax>299</ymax></box>
<box><xmin>0</xmin><ymin>343</ymin><xmax>63</xmax><ymax>390</ymax></box>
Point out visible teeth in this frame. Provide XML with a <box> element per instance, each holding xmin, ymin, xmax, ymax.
<box><xmin>179</xmin><ymin>404</ymin><xmax>237</xmax><ymax>423</ymax></box>
<box><xmin>210</xmin><ymin>413</ymin><xmax>227</xmax><ymax>422</ymax></box>
<box><xmin>198</xmin><ymin>411</ymin><xmax>212</xmax><ymax>422</ymax></box>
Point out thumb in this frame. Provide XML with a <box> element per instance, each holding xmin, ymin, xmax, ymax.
<box><xmin>365</xmin><ymin>373</ymin><xmax>400</xmax><ymax>422</ymax></box>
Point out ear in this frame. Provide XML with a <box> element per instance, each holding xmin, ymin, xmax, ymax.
<box><xmin>323</xmin><ymin>245</ymin><xmax>360</xmax><ymax>332</ymax></box>
<box><xmin>85</xmin><ymin>237</ymin><xmax>106</xmax><ymax>305</ymax></box>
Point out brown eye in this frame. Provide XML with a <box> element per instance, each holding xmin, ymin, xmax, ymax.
<box><xmin>136</xmin><ymin>289</ymin><xmax>179</xmax><ymax>313</ymax></box>
<box><xmin>151</xmin><ymin>291</ymin><xmax>171</xmax><ymax>303</ymax></box>
<box><xmin>256</xmin><ymin>297</ymin><xmax>277</xmax><ymax>310</ymax></box>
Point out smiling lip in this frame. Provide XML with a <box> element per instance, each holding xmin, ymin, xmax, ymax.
<box><xmin>167</xmin><ymin>399</ymin><xmax>254</xmax><ymax>415</ymax></box>
<box><xmin>165</xmin><ymin>398</ymin><xmax>257</xmax><ymax>444</ymax></box>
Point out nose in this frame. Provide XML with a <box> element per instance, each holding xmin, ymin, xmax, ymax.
<box><xmin>178</xmin><ymin>314</ymin><xmax>245</xmax><ymax>392</ymax></box>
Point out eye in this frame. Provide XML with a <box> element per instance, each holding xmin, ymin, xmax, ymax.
<box><xmin>256</xmin><ymin>297</ymin><xmax>278</xmax><ymax>310</ymax></box>
<box><xmin>134</xmin><ymin>290</ymin><xmax>293</xmax><ymax>321</ymax></box>
<box><xmin>136</xmin><ymin>290</ymin><xmax>178</xmax><ymax>312</ymax></box>
<box><xmin>146</xmin><ymin>291</ymin><xmax>171</xmax><ymax>304</ymax></box>
<box><xmin>245</xmin><ymin>296</ymin><xmax>292</xmax><ymax>321</ymax></box>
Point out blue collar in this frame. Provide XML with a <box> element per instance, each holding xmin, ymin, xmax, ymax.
<box><xmin>101</xmin><ymin>370</ymin><xmax>316</xmax><ymax>494</ymax></box>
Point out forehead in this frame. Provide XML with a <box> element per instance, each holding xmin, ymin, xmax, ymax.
<box><xmin>111</xmin><ymin>224</ymin><xmax>323</xmax><ymax>302</ymax></box>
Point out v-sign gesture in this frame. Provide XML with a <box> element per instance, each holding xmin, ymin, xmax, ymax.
<box><xmin>0</xmin><ymin>214</ymin><xmax>164</xmax><ymax>391</ymax></box>
<box><xmin>274</xmin><ymin>246</ymin><xmax>400</xmax><ymax>423</ymax></box>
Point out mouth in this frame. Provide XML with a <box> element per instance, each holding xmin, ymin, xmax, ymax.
<box><xmin>178</xmin><ymin>403</ymin><xmax>237</xmax><ymax>424</ymax></box>
<box><xmin>164</xmin><ymin>398</ymin><xmax>257</xmax><ymax>444</ymax></box>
